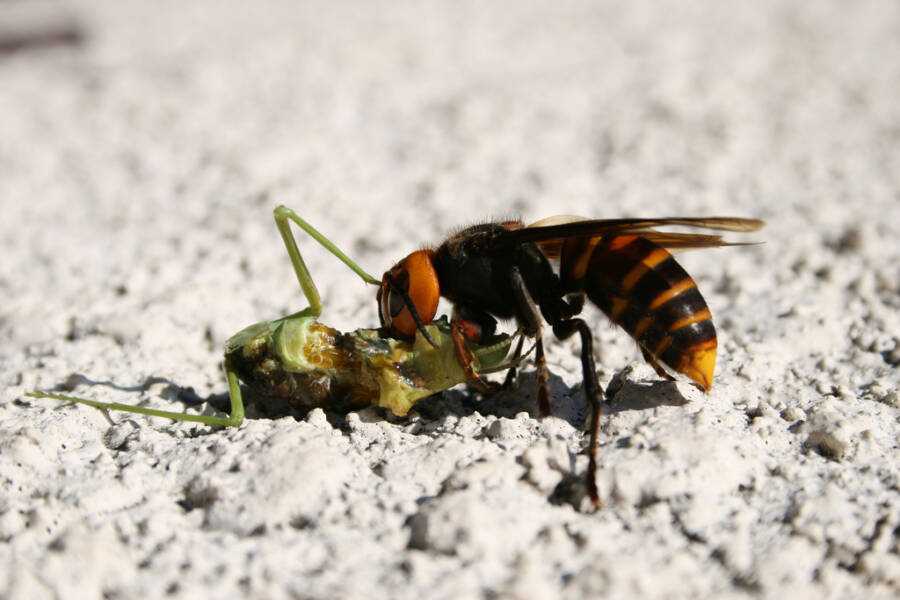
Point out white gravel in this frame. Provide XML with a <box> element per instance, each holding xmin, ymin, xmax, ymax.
<box><xmin>2</xmin><ymin>1</ymin><xmax>898</xmax><ymax>598</ymax></box>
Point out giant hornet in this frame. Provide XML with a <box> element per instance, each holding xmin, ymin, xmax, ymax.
<box><xmin>377</xmin><ymin>215</ymin><xmax>765</xmax><ymax>505</ymax></box>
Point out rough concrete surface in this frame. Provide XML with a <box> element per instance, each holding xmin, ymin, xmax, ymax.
<box><xmin>2</xmin><ymin>1</ymin><xmax>898</xmax><ymax>598</ymax></box>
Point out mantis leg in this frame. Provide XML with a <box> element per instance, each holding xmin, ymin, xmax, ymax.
<box><xmin>273</xmin><ymin>205</ymin><xmax>379</xmax><ymax>317</ymax></box>
<box><xmin>26</xmin><ymin>366</ymin><xmax>246</xmax><ymax>427</ymax></box>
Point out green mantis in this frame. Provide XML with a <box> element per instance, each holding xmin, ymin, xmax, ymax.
<box><xmin>28</xmin><ymin>206</ymin><xmax>524</xmax><ymax>425</ymax></box>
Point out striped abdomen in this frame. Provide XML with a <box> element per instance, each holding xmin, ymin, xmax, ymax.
<box><xmin>560</xmin><ymin>235</ymin><xmax>717</xmax><ymax>389</ymax></box>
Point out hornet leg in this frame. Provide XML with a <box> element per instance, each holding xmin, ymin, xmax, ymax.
<box><xmin>450</xmin><ymin>318</ymin><xmax>526</xmax><ymax>392</ymax></box>
<box><xmin>500</xmin><ymin>334</ymin><xmax>526</xmax><ymax>389</ymax></box>
<box><xmin>450</xmin><ymin>318</ymin><xmax>500</xmax><ymax>393</ymax></box>
<box><xmin>509</xmin><ymin>266</ymin><xmax>552</xmax><ymax>417</ymax></box>
<box><xmin>552</xmin><ymin>318</ymin><xmax>602</xmax><ymax>507</ymax></box>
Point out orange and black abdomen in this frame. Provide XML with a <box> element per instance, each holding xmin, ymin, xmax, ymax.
<box><xmin>560</xmin><ymin>235</ymin><xmax>717</xmax><ymax>389</ymax></box>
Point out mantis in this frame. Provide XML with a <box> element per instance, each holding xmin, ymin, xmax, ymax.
<box><xmin>28</xmin><ymin>206</ymin><xmax>524</xmax><ymax>425</ymax></box>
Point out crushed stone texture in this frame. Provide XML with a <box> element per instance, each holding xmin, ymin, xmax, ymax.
<box><xmin>1</xmin><ymin>1</ymin><xmax>898</xmax><ymax>598</ymax></box>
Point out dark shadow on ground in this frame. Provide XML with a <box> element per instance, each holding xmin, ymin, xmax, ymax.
<box><xmin>37</xmin><ymin>372</ymin><xmax>307</xmax><ymax>424</ymax></box>
<box><xmin>39</xmin><ymin>364</ymin><xmax>691</xmax><ymax>436</ymax></box>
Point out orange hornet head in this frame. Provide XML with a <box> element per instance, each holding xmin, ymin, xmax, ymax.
<box><xmin>378</xmin><ymin>249</ymin><xmax>440</xmax><ymax>343</ymax></box>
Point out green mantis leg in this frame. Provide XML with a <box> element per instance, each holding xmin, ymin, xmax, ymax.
<box><xmin>27</xmin><ymin>367</ymin><xmax>245</xmax><ymax>427</ymax></box>
<box><xmin>28</xmin><ymin>206</ymin><xmax>377</xmax><ymax>427</ymax></box>
<box><xmin>273</xmin><ymin>205</ymin><xmax>379</xmax><ymax>317</ymax></box>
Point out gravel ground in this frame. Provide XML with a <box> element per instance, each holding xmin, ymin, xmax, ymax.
<box><xmin>2</xmin><ymin>1</ymin><xmax>898</xmax><ymax>598</ymax></box>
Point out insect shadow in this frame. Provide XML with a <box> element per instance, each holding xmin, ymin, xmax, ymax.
<box><xmin>411</xmin><ymin>366</ymin><xmax>692</xmax><ymax>431</ymax></box>
<box><xmin>408</xmin><ymin>370</ymin><xmax>580</xmax><ymax>424</ymax></box>
<box><xmin>603</xmin><ymin>372</ymin><xmax>691</xmax><ymax>416</ymax></box>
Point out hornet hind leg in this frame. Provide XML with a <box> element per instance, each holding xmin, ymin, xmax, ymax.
<box><xmin>552</xmin><ymin>318</ymin><xmax>602</xmax><ymax>507</ymax></box>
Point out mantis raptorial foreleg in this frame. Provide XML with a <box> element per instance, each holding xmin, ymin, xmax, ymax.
<box><xmin>27</xmin><ymin>206</ymin><xmax>378</xmax><ymax>426</ymax></box>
